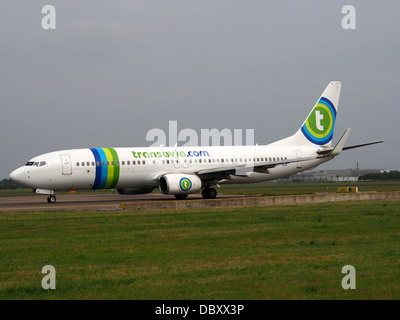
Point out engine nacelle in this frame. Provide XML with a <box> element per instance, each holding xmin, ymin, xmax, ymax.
<box><xmin>116</xmin><ymin>187</ymin><xmax>154</xmax><ymax>195</ymax></box>
<box><xmin>158</xmin><ymin>174</ymin><xmax>202</xmax><ymax>195</ymax></box>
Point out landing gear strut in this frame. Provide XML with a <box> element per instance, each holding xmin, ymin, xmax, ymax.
<box><xmin>202</xmin><ymin>187</ymin><xmax>217</xmax><ymax>199</ymax></box>
<box><xmin>47</xmin><ymin>195</ymin><xmax>56</xmax><ymax>203</ymax></box>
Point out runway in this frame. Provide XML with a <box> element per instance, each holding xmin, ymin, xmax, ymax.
<box><xmin>0</xmin><ymin>193</ymin><xmax>235</xmax><ymax>212</ymax></box>
<box><xmin>2</xmin><ymin>191</ymin><xmax>400</xmax><ymax>212</ymax></box>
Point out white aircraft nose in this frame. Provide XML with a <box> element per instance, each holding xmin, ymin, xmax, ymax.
<box><xmin>9</xmin><ymin>167</ymin><xmax>26</xmax><ymax>185</ymax></box>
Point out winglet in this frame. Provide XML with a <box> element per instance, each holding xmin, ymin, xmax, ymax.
<box><xmin>327</xmin><ymin>128</ymin><xmax>351</xmax><ymax>157</ymax></box>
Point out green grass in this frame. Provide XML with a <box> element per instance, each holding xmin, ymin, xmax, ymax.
<box><xmin>1</xmin><ymin>200</ymin><xmax>400</xmax><ymax>299</ymax></box>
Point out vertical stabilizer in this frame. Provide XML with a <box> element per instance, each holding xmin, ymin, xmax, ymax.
<box><xmin>270</xmin><ymin>81</ymin><xmax>341</xmax><ymax>147</ymax></box>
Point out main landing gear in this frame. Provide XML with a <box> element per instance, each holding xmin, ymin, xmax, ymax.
<box><xmin>47</xmin><ymin>195</ymin><xmax>56</xmax><ymax>203</ymax></box>
<box><xmin>202</xmin><ymin>187</ymin><xmax>217</xmax><ymax>199</ymax></box>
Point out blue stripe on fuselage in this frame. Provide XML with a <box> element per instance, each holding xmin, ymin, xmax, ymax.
<box><xmin>97</xmin><ymin>148</ymin><xmax>108</xmax><ymax>189</ymax></box>
<box><xmin>90</xmin><ymin>148</ymin><xmax>102</xmax><ymax>189</ymax></box>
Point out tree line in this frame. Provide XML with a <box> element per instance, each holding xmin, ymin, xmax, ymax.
<box><xmin>358</xmin><ymin>171</ymin><xmax>400</xmax><ymax>181</ymax></box>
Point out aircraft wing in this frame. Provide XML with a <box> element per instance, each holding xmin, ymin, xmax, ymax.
<box><xmin>196</xmin><ymin>156</ymin><xmax>317</xmax><ymax>180</ymax></box>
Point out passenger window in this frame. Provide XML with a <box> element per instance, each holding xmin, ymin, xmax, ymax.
<box><xmin>127</xmin><ymin>161</ymin><xmax>130</xmax><ymax>165</ymax></box>
<box><xmin>102</xmin><ymin>161</ymin><xmax>105</xmax><ymax>166</ymax></box>
<box><xmin>143</xmin><ymin>161</ymin><xmax>146</xmax><ymax>165</ymax></box>
<box><xmin>81</xmin><ymin>162</ymin><xmax>85</xmax><ymax>166</ymax></box>
<box><xmin>76</xmin><ymin>162</ymin><xmax>79</xmax><ymax>167</ymax></box>
<box><xmin>133</xmin><ymin>161</ymin><xmax>136</xmax><ymax>165</ymax></box>
<box><xmin>138</xmin><ymin>161</ymin><xmax>141</xmax><ymax>165</ymax></box>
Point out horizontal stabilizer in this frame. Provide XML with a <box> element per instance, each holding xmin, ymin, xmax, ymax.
<box><xmin>342</xmin><ymin>140</ymin><xmax>385</xmax><ymax>151</ymax></box>
<box><xmin>317</xmin><ymin>129</ymin><xmax>385</xmax><ymax>158</ymax></box>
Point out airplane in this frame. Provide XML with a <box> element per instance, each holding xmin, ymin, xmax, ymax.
<box><xmin>9</xmin><ymin>81</ymin><xmax>384</xmax><ymax>203</ymax></box>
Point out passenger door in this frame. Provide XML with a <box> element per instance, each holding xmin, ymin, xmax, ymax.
<box><xmin>60</xmin><ymin>154</ymin><xmax>72</xmax><ymax>175</ymax></box>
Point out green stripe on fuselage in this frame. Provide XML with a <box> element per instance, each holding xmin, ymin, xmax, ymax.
<box><xmin>109</xmin><ymin>148</ymin><xmax>120</xmax><ymax>188</ymax></box>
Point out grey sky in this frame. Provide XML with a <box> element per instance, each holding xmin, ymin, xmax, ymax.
<box><xmin>1</xmin><ymin>1</ymin><xmax>398</xmax><ymax>179</ymax></box>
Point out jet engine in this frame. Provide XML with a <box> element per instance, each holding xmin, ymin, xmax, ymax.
<box><xmin>158</xmin><ymin>174</ymin><xmax>202</xmax><ymax>195</ymax></box>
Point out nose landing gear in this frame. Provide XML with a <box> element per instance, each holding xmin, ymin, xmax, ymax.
<box><xmin>35</xmin><ymin>189</ymin><xmax>56</xmax><ymax>203</ymax></box>
<box><xmin>47</xmin><ymin>195</ymin><xmax>57</xmax><ymax>203</ymax></box>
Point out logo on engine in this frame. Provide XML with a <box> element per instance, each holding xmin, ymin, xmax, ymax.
<box><xmin>179</xmin><ymin>177</ymin><xmax>192</xmax><ymax>192</ymax></box>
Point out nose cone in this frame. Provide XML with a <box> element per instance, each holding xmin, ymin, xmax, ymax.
<box><xmin>9</xmin><ymin>167</ymin><xmax>26</xmax><ymax>185</ymax></box>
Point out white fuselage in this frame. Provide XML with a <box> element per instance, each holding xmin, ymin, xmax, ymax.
<box><xmin>10</xmin><ymin>144</ymin><xmax>327</xmax><ymax>192</ymax></box>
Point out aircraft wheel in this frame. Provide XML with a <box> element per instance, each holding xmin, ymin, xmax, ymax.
<box><xmin>202</xmin><ymin>188</ymin><xmax>217</xmax><ymax>199</ymax></box>
<box><xmin>47</xmin><ymin>195</ymin><xmax>56</xmax><ymax>203</ymax></box>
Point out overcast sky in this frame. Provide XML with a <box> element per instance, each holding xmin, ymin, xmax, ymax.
<box><xmin>1</xmin><ymin>1</ymin><xmax>398</xmax><ymax>179</ymax></box>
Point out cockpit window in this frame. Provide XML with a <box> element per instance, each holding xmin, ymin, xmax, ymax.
<box><xmin>25</xmin><ymin>161</ymin><xmax>47</xmax><ymax>167</ymax></box>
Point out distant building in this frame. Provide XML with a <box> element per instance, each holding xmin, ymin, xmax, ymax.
<box><xmin>278</xmin><ymin>168</ymin><xmax>387</xmax><ymax>182</ymax></box>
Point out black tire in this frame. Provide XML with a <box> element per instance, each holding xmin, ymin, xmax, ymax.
<box><xmin>208</xmin><ymin>188</ymin><xmax>217</xmax><ymax>199</ymax></box>
<box><xmin>202</xmin><ymin>188</ymin><xmax>217</xmax><ymax>199</ymax></box>
<box><xmin>174</xmin><ymin>194</ymin><xmax>188</xmax><ymax>200</ymax></box>
<box><xmin>202</xmin><ymin>188</ymin><xmax>210</xmax><ymax>199</ymax></box>
<box><xmin>47</xmin><ymin>195</ymin><xmax>56</xmax><ymax>203</ymax></box>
